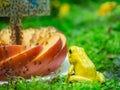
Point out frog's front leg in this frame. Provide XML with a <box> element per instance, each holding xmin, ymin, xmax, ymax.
<box><xmin>69</xmin><ymin>75</ymin><xmax>92</xmax><ymax>82</ymax></box>
<box><xmin>96</xmin><ymin>71</ymin><xmax>105</xmax><ymax>82</ymax></box>
<box><xmin>65</xmin><ymin>64</ymin><xmax>74</xmax><ymax>83</ymax></box>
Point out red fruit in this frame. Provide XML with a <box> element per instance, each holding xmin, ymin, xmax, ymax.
<box><xmin>0</xmin><ymin>45</ymin><xmax>43</xmax><ymax>80</ymax></box>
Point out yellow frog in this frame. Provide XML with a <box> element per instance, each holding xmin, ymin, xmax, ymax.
<box><xmin>66</xmin><ymin>46</ymin><xmax>105</xmax><ymax>82</ymax></box>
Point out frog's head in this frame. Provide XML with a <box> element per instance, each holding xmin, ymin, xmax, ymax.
<box><xmin>68</xmin><ymin>46</ymin><xmax>85</xmax><ymax>64</ymax></box>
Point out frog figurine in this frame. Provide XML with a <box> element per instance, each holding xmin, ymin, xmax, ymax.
<box><xmin>66</xmin><ymin>46</ymin><xmax>105</xmax><ymax>82</ymax></box>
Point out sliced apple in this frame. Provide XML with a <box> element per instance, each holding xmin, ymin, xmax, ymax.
<box><xmin>0</xmin><ymin>45</ymin><xmax>43</xmax><ymax>80</ymax></box>
<box><xmin>39</xmin><ymin>33</ymin><xmax>68</xmax><ymax>75</ymax></box>
<box><xmin>18</xmin><ymin>35</ymin><xmax>62</xmax><ymax>78</ymax></box>
<box><xmin>0</xmin><ymin>45</ymin><xmax>25</xmax><ymax>61</ymax></box>
<box><xmin>0</xmin><ymin>27</ymin><xmax>68</xmax><ymax>80</ymax></box>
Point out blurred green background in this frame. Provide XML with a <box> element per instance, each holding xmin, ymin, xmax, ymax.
<box><xmin>0</xmin><ymin>0</ymin><xmax>120</xmax><ymax>89</ymax></box>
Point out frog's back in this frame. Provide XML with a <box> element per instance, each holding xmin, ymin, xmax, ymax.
<box><xmin>74</xmin><ymin>47</ymin><xmax>97</xmax><ymax>80</ymax></box>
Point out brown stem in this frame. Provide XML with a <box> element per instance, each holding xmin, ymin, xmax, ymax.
<box><xmin>10</xmin><ymin>25</ymin><xmax>23</xmax><ymax>45</ymax></box>
<box><xmin>10</xmin><ymin>17</ymin><xmax>23</xmax><ymax>45</ymax></box>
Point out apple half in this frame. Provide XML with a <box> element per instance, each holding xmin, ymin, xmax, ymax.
<box><xmin>0</xmin><ymin>27</ymin><xmax>68</xmax><ymax>80</ymax></box>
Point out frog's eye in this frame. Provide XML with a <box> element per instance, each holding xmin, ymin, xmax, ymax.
<box><xmin>69</xmin><ymin>49</ymin><xmax>72</xmax><ymax>54</ymax></box>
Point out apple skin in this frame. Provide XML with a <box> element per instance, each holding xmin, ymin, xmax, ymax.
<box><xmin>0</xmin><ymin>45</ymin><xmax>25</xmax><ymax>61</ymax></box>
<box><xmin>0</xmin><ymin>45</ymin><xmax>43</xmax><ymax>81</ymax></box>
<box><xmin>18</xmin><ymin>36</ymin><xmax>62</xmax><ymax>78</ymax></box>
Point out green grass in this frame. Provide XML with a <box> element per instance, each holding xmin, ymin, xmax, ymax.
<box><xmin>0</xmin><ymin>76</ymin><xmax>120</xmax><ymax>90</ymax></box>
<box><xmin>0</xmin><ymin>2</ymin><xmax>120</xmax><ymax>90</ymax></box>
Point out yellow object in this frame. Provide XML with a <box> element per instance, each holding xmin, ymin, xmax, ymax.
<box><xmin>58</xmin><ymin>3</ymin><xmax>70</xmax><ymax>18</ymax></box>
<box><xmin>0</xmin><ymin>0</ymin><xmax>10</xmax><ymax>8</ymax></box>
<box><xmin>66</xmin><ymin>46</ymin><xmax>105</xmax><ymax>82</ymax></box>
<box><xmin>99</xmin><ymin>2</ymin><xmax>116</xmax><ymax>16</ymax></box>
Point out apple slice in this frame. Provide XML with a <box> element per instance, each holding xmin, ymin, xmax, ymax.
<box><xmin>39</xmin><ymin>33</ymin><xmax>68</xmax><ymax>75</ymax></box>
<box><xmin>18</xmin><ymin>35</ymin><xmax>62</xmax><ymax>78</ymax></box>
<box><xmin>42</xmin><ymin>46</ymin><xmax>67</xmax><ymax>76</ymax></box>
<box><xmin>0</xmin><ymin>45</ymin><xmax>43</xmax><ymax>80</ymax></box>
<box><xmin>0</xmin><ymin>45</ymin><xmax>25</xmax><ymax>61</ymax></box>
